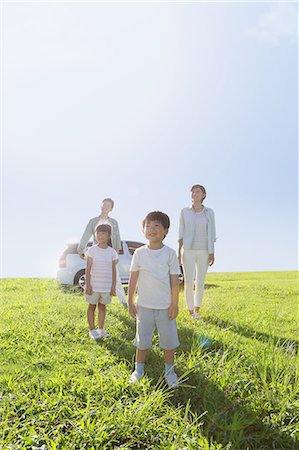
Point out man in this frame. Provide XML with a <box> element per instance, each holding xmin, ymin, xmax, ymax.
<box><xmin>78</xmin><ymin>198</ymin><xmax>127</xmax><ymax>305</ymax></box>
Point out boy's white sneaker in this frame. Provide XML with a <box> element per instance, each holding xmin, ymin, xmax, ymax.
<box><xmin>98</xmin><ymin>329</ymin><xmax>110</xmax><ymax>338</ymax></box>
<box><xmin>89</xmin><ymin>329</ymin><xmax>101</xmax><ymax>340</ymax></box>
<box><xmin>129</xmin><ymin>370</ymin><xmax>144</xmax><ymax>384</ymax></box>
<box><xmin>165</xmin><ymin>371</ymin><xmax>179</xmax><ymax>388</ymax></box>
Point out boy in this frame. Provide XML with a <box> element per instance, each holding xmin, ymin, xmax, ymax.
<box><xmin>85</xmin><ymin>224</ymin><xmax>118</xmax><ymax>339</ymax></box>
<box><xmin>128</xmin><ymin>211</ymin><xmax>181</xmax><ymax>388</ymax></box>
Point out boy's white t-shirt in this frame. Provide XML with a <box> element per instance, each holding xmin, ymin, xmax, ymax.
<box><xmin>130</xmin><ymin>245</ymin><xmax>181</xmax><ymax>309</ymax></box>
<box><xmin>86</xmin><ymin>245</ymin><xmax>118</xmax><ymax>292</ymax></box>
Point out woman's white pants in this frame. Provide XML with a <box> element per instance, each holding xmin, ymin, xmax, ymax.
<box><xmin>182</xmin><ymin>249</ymin><xmax>209</xmax><ymax>310</ymax></box>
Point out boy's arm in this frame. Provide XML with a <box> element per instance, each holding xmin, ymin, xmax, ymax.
<box><xmin>85</xmin><ymin>256</ymin><xmax>93</xmax><ymax>295</ymax></box>
<box><xmin>110</xmin><ymin>260</ymin><xmax>117</xmax><ymax>296</ymax></box>
<box><xmin>128</xmin><ymin>271</ymin><xmax>139</xmax><ymax>318</ymax></box>
<box><xmin>168</xmin><ymin>274</ymin><xmax>179</xmax><ymax>319</ymax></box>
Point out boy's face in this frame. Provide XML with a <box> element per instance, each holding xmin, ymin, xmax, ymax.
<box><xmin>96</xmin><ymin>230</ymin><xmax>110</xmax><ymax>244</ymax></box>
<box><xmin>143</xmin><ymin>220</ymin><xmax>168</xmax><ymax>243</ymax></box>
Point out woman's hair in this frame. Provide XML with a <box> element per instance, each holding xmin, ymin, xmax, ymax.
<box><xmin>142</xmin><ymin>211</ymin><xmax>170</xmax><ymax>230</ymax></box>
<box><xmin>191</xmin><ymin>184</ymin><xmax>206</xmax><ymax>200</ymax></box>
<box><xmin>95</xmin><ymin>223</ymin><xmax>112</xmax><ymax>235</ymax></box>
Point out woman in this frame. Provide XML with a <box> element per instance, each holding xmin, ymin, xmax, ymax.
<box><xmin>178</xmin><ymin>184</ymin><xmax>216</xmax><ymax>319</ymax></box>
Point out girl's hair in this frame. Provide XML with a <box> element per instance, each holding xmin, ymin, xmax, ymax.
<box><xmin>95</xmin><ymin>223</ymin><xmax>112</xmax><ymax>235</ymax></box>
<box><xmin>142</xmin><ymin>211</ymin><xmax>170</xmax><ymax>230</ymax></box>
<box><xmin>191</xmin><ymin>184</ymin><xmax>206</xmax><ymax>199</ymax></box>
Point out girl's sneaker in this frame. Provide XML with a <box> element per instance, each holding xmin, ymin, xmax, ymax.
<box><xmin>89</xmin><ymin>329</ymin><xmax>101</xmax><ymax>339</ymax></box>
<box><xmin>98</xmin><ymin>329</ymin><xmax>110</xmax><ymax>338</ymax></box>
<box><xmin>129</xmin><ymin>370</ymin><xmax>144</xmax><ymax>383</ymax></box>
<box><xmin>165</xmin><ymin>371</ymin><xmax>179</xmax><ymax>388</ymax></box>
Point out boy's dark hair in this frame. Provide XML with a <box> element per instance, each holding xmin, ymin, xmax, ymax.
<box><xmin>95</xmin><ymin>223</ymin><xmax>112</xmax><ymax>235</ymax></box>
<box><xmin>102</xmin><ymin>198</ymin><xmax>114</xmax><ymax>208</ymax></box>
<box><xmin>142</xmin><ymin>211</ymin><xmax>170</xmax><ymax>230</ymax></box>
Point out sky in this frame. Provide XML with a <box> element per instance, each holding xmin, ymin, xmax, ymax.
<box><xmin>1</xmin><ymin>1</ymin><xmax>298</xmax><ymax>278</ymax></box>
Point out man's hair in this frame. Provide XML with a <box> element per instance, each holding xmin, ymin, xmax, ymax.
<box><xmin>95</xmin><ymin>223</ymin><xmax>112</xmax><ymax>235</ymax></box>
<box><xmin>142</xmin><ymin>211</ymin><xmax>170</xmax><ymax>230</ymax></box>
<box><xmin>191</xmin><ymin>184</ymin><xmax>206</xmax><ymax>199</ymax></box>
<box><xmin>102</xmin><ymin>198</ymin><xmax>114</xmax><ymax>208</ymax></box>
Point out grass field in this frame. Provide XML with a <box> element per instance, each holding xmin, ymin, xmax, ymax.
<box><xmin>0</xmin><ymin>272</ymin><xmax>298</xmax><ymax>449</ymax></box>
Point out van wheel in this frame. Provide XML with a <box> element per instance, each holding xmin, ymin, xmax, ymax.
<box><xmin>74</xmin><ymin>269</ymin><xmax>86</xmax><ymax>290</ymax></box>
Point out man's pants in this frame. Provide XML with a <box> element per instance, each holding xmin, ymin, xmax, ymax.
<box><xmin>116</xmin><ymin>266</ymin><xmax>127</xmax><ymax>304</ymax></box>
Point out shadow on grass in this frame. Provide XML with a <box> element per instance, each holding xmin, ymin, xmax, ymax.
<box><xmin>177</xmin><ymin>324</ymin><xmax>297</xmax><ymax>450</ymax></box>
<box><xmin>172</xmin><ymin>323</ymin><xmax>297</xmax><ymax>449</ymax></box>
<box><xmin>205</xmin><ymin>283</ymin><xmax>220</xmax><ymax>289</ymax></box>
<box><xmin>105</xmin><ymin>308</ymin><xmax>297</xmax><ymax>450</ymax></box>
<box><xmin>58</xmin><ymin>285</ymin><xmax>84</xmax><ymax>296</ymax></box>
<box><xmin>102</xmin><ymin>306</ymin><xmax>136</xmax><ymax>361</ymax></box>
<box><xmin>171</xmin><ymin>373</ymin><xmax>297</xmax><ymax>450</ymax></box>
<box><xmin>206</xmin><ymin>316</ymin><xmax>298</xmax><ymax>355</ymax></box>
<box><xmin>179</xmin><ymin>283</ymin><xmax>220</xmax><ymax>291</ymax></box>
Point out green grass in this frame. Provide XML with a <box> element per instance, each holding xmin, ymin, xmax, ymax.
<box><xmin>0</xmin><ymin>272</ymin><xmax>298</xmax><ymax>449</ymax></box>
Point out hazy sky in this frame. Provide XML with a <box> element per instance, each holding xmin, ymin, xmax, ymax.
<box><xmin>2</xmin><ymin>1</ymin><xmax>298</xmax><ymax>277</ymax></box>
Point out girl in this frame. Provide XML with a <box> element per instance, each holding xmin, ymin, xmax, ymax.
<box><xmin>85</xmin><ymin>223</ymin><xmax>118</xmax><ymax>338</ymax></box>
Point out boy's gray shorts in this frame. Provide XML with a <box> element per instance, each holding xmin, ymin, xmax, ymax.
<box><xmin>86</xmin><ymin>292</ymin><xmax>112</xmax><ymax>305</ymax></box>
<box><xmin>134</xmin><ymin>305</ymin><xmax>179</xmax><ymax>350</ymax></box>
